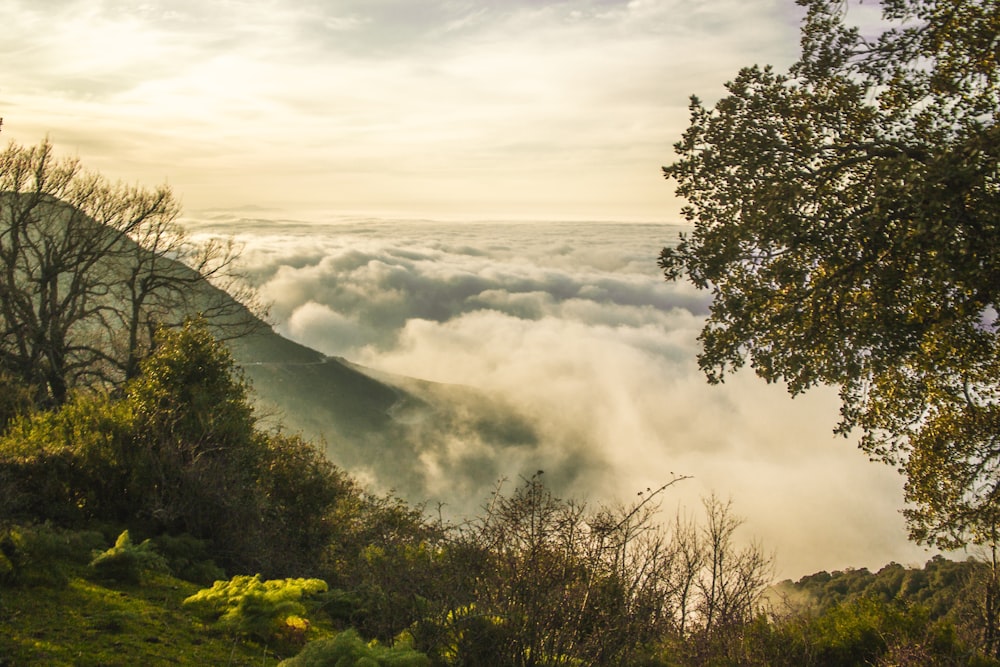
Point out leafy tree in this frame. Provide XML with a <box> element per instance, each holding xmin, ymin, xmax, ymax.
<box><xmin>256</xmin><ymin>432</ymin><xmax>359</xmax><ymax>577</ymax></box>
<box><xmin>659</xmin><ymin>0</ymin><xmax>1000</xmax><ymax>549</ymax></box>
<box><xmin>0</xmin><ymin>320</ymin><xmax>355</xmax><ymax>576</ymax></box>
<box><xmin>0</xmin><ymin>135</ymin><xmax>261</xmax><ymax>407</ymax></box>
<box><xmin>772</xmin><ymin>557</ymin><xmax>986</xmax><ymax>640</ymax></box>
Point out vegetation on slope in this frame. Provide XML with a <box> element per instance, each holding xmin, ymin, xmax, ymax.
<box><xmin>0</xmin><ymin>528</ymin><xmax>295</xmax><ymax>666</ymax></box>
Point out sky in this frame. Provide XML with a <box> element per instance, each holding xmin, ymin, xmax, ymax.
<box><xmin>1</xmin><ymin>0</ymin><xmax>804</xmax><ymax>221</ymax></box>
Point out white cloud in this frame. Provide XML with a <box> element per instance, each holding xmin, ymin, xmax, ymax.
<box><xmin>199</xmin><ymin>216</ymin><xmax>933</xmax><ymax>578</ymax></box>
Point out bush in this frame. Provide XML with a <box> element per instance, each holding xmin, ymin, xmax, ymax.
<box><xmin>0</xmin><ymin>523</ymin><xmax>104</xmax><ymax>587</ymax></box>
<box><xmin>150</xmin><ymin>532</ymin><xmax>225</xmax><ymax>584</ymax></box>
<box><xmin>0</xmin><ymin>395</ymin><xmax>134</xmax><ymax>526</ymax></box>
<box><xmin>183</xmin><ymin>574</ymin><xmax>329</xmax><ymax>643</ymax></box>
<box><xmin>256</xmin><ymin>432</ymin><xmax>358</xmax><ymax>577</ymax></box>
<box><xmin>278</xmin><ymin>628</ymin><xmax>430</xmax><ymax>667</ymax></box>
<box><xmin>89</xmin><ymin>530</ymin><xmax>168</xmax><ymax>585</ymax></box>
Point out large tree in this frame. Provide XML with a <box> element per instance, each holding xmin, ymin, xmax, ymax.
<box><xmin>0</xmin><ymin>136</ymin><xmax>261</xmax><ymax>406</ymax></box>
<box><xmin>659</xmin><ymin>0</ymin><xmax>999</xmax><ymax>549</ymax></box>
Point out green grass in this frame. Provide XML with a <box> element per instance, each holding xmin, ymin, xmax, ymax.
<box><xmin>0</xmin><ymin>565</ymin><xmax>328</xmax><ymax>666</ymax></box>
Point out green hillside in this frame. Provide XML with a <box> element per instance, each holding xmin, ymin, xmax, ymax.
<box><xmin>227</xmin><ymin>323</ymin><xmax>540</xmax><ymax>505</ymax></box>
<box><xmin>0</xmin><ymin>552</ymin><xmax>296</xmax><ymax>666</ymax></box>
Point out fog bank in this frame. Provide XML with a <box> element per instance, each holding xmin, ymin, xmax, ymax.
<box><xmin>189</xmin><ymin>214</ymin><xmax>935</xmax><ymax>578</ymax></box>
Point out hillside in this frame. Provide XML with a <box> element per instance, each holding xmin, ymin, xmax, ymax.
<box><xmin>0</xmin><ymin>561</ymin><xmax>291</xmax><ymax>666</ymax></box>
<box><xmin>0</xmin><ymin>189</ymin><xmax>539</xmax><ymax>512</ymax></box>
<box><xmin>225</xmin><ymin>322</ymin><xmax>539</xmax><ymax>507</ymax></box>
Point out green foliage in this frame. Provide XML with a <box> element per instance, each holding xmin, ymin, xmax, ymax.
<box><xmin>128</xmin><ymin>317</ymin><xmax>255</xmax><ymax>448</ymax></box>
<box><xmin>754</xmin><ymin>556</ymin><xmax>1000</xmax><ymax>665</ymax></box>
<box><xmin>0</xmin><ymin>522</ymin><xmax>103</xmax><ymax>588</ymax></box>
<box><xmin>278</xmin><ymin>629</ymin><xmax>430</xmax><ymax>667</ymax></box>
<box><xmin>117</xmin><ymin>319</ymin><xmax>272</xmax><ymax>566</ymax></box>
<box><xmin>318</xmin><ymin>488</ymin><xmax>450</xmax><ymax>644</ymax></box>
<box><xmin>150</xmin><ymin>532</ymin><xmax>225</xmax><ymax>584</ymax></box>
<box><xmin>0</xmin><ymin>318</ymin><xmax>358</xmax><ymax>576</ymax></box>
<box><xmin>659</xmin><ymin>0</ymin><xmax>1000</xmax><ymax>547</ymax></box>
<box><xmin>743</xmin><ymin>597</ymin><xmax>974</xmax><ymax>667</ymax></box>
<box><xmin>88</xmin><ymin>530</ymin><xmax>168</xmax><ymax>585</ymax></box>
<box><xmin>256</xmin><ymin>432</ymin><xmax>359</xmax><ymax>576</ymax></box>
<box><xmin>183</xmin><ymin>574</ymin><xmax>329</xmax><ymax>643</ymax></box>
<box><xmin>773</xmin><ymin>556</ymin><xmax>978</xmax><ymax>621</ymax></box>
<box><xmin>0</xmin><ymin>392</ymin><xmax>134</xmax><ymax>525</ymax></box>
<box><xmin>0</xmin><ymin>539</ymin><xmax>294</xmax><ymax>666</ymax></box>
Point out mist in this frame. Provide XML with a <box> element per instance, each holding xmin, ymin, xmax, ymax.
<box><xmin>188</xmin><ymin>214</ymin><xmax>935</xmax><ymax>578</ymax></box>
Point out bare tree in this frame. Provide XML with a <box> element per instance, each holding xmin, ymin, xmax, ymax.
<box><xmin>0</xmin><ymin>137</ymin><xmax>262</xmax><ymax>406</ymax></box>
<box><xmin>689</xmin><ymin>493</ymin><xmax>773</xmax><ymax>663</ymax></box>
<box><xmin>667</xmin><ymin>509</ymin><xmax>706</xmax><ymax>638</ymax></box>
<box><xmin>441</xmin><ymin>473</ymin><xmax>692</xmax><ymax>666</ymax></box>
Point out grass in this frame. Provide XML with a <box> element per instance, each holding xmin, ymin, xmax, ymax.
<box><xmin>0</xmin><ymin>563</ymin><xmax>326</xmax><ymax>666</ymax></box>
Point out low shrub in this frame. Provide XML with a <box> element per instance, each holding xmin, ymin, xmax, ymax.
<box><xmin>150</xmin><ymin>532</ymin><xmax>225</xmax><ymax>584</ymax></box>
<box><xmin>1</xmin><ymin>523</ymin><xmax>104</xmax><ymax>587</ymax></box>
<box><xmin>89</xmin><ymin>530</ymin><xmax>168</xmax><ymax>585</ymax></box>
<box><xmin>278</xmin><ymin>628</ymin><xmax>430</xmax><ymax>667</ymax></box>
<box><xmin>183</xmin><ymin>574</ymin><xmax>329</xmax><ymax>644</ymax></box>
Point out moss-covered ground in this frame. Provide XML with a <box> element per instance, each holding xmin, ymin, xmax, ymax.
<box><xmin>0</xmin><ymin>565</ymin><xmax>326</xmax><ymax>666</ymax></box>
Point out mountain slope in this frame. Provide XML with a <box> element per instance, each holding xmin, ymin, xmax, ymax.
<box><xmin>228</xmin><ymin>323</ymin><xmax>539</xmax><ymax>508</ymax></box>
<box><xmin>0</xmin><ymin>191</ymin><xmax>539</xmax><ymax>512</ymax></box>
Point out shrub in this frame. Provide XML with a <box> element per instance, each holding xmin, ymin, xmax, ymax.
<box><xmin>150</xmin><ymin>532</ymin><xmax>225</xmax><ymax>584</ymax></box>
<box><xmin>88</xmin><ymin>530</ymin><xmax>168</xmax><ymax>585</ymax></box>
<box><xmin>255</xmin><ymin>432</ymin><xmax>358</xmax><ymax>577</ymax></box>
<box><xmin>278</xmin><ymin>628</ymin><xmax>430</xmax><ymax>667</ymax></box>
<box><xmin>0</xmin><ymin>394</ymin><xmax>134</xmax><ymax>526</ymax></box>
<box><xmin>0</xmin><ymin>522</ymin><xmax>104</xmax><ymax>587</ymax></box>
<box><xmin>183</xmin><ymin>574</ymin><xmax>329</xmax><ymax>643</ymax></box>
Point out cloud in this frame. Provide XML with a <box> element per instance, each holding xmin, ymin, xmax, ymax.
<box><xmin>1</xmin><ymin>0</ymin><xmax>804</xmax><ymax>219</ymax></box>
<box><xmin>196</xmin><ymin>215</ymin><xmax>934</xmax><ymax>578</ymax></box>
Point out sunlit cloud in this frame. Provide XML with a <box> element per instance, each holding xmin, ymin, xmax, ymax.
<box><xmin>1</xmin><ymin>0</ymin><xmax>803</xmax><ymax>219</ymax></box>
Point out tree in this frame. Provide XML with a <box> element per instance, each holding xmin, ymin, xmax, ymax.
<box><xmin>0</xmin><ymin>136</ymin><xmax>261</xmax><ymax>407</ymax></box>
<box><xmin>659</xmin><ymin>0</ymin><xmax>1000</xmax><ymax>549</ymax></box>
<box><xmin>438</xmin><ymin>473</ymin><xmax>694</xmax><ymax>666</ymax></box>
<box><xmin>0</xmin><ymin>319</ymin><xmax>356</xmax><ymax>576</ymax></box>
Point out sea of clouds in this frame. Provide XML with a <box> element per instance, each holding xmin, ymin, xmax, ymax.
<box><xmin>186</xmin><ymin>214</ymin><xmax>935</xmax><ymax>578</ymax></box>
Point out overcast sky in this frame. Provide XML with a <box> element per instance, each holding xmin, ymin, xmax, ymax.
<box><xmin>1</xmin><ymin>0</ymin><xmax>803</xmax><ymax>220</ymax></box>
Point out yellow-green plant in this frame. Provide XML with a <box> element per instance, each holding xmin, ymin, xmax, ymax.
<box><xmin>183</xmin><ymin>574</ymin><xmax>328</xmax><ymax>643</ymax></box>
<box><xmin>89</xmin><ymin>530</ymin><xmax>167</xmax><ymax>585</ymax></box>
